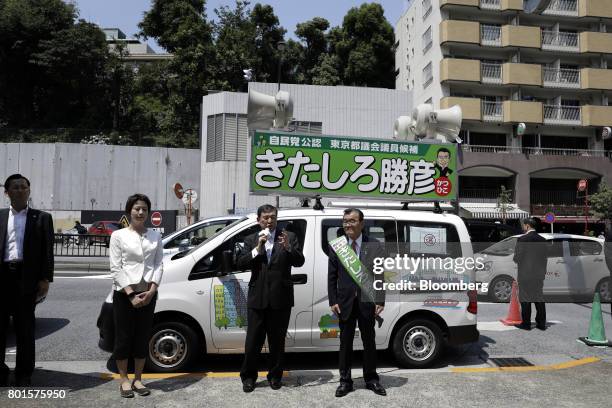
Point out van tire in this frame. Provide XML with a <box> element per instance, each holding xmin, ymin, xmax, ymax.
<box><xmin>146</xmin><ymin>322</ymin><xmax>198</xmax><ymax>373</ymax></box>
<box><xmin>392</xmin><ymin>319</ymin><xmax>443</xmax><ymax>368</ymax></box>
<box><xmin>489</xmin><ymin>276</ymin><xmax>513</xmax><ymax>303</ymax></box>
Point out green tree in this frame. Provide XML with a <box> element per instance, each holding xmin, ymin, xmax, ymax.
<box><xmin>331</xmin><ymin>3</ymin><xmax>395</xmax><ymax>88</ymax></box>
<box><xmin>139</xmin><ymin>0</ymin><xmax>216</xmax><ymax>146</ymax></box>
<box><xmin>295</xmin><ymin>17</ymin><xmax>330</xmax><ymax>84</ymax></box>
<box><xmin>236</xmin><ymin>315</ymin><xmax>246</xmax><ymax>328</ymax></box>
<box><xmin>590</xmin><ymin>183</ymin><xmax>612</xmax><ymax>223</ymax></box>
<box><xmin>250</xmin><ymin>3</ymin><xmax>286</xmax><ymax>84</ymax></box>
<box><xmin>496</xmin><ymin>185</ymin><xmax>513</xmax><ymax>224</ymax></box>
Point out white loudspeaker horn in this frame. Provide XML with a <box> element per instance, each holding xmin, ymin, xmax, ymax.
<box><xmin>394</xmin><ymin>115</ymin><xmax>417</xmax><ymax>141</ymax></box>
<box><xmin>426</xmin><ymin>104</ymin><xmax>462</xmax><ymax>143</ymax></box>
<box><xmin>247</xmin><ymin>90</ymin><xmax>293</xmax><ymax>130</ymax></box>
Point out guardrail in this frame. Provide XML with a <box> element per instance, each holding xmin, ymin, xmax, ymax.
<box><xmin>543</xmin><ymin>67</ymin><xmax>580</xmax><ymax>88</ymax></box>
<box><xmin>481</xmin><ymin>25</ymin><xmax>501</xmax><ymax>46</ymax></box>
<box><xmin>542</xmin><ymin>30</ymin><xmax>579</xmax><ymax>51</ymax></box>
<box><xmin>480</xmin><ymin>0</ymin><xmax>500</xmax><ymax>10</ymax></box>
<box><xmin>481</xmin><ymin>63</ymin><xmax>502</xmax><ymax>84</ymax></box>
<box><xmin>54</xmin><ymin>233</ymin><xmax>110</xmax><ymax>257</ymax></box>
<box><xmin>542</xmin><ymin>0</ymin><xmax>578</xmax><ymax>16</ymax></box>
<box><xmin>482</xmin><ymin>101</ymin><xmax>503</xmax><ymax>121</ymax></box>
<box><xmin>462</xmin><ymin>144</ymin><xmax>612</xmax><ymax>158</ymax></box>
<box><xmin>543</xmin><ymin>105</ymin><xmax>581</xmax><ymax>125</ymax></box>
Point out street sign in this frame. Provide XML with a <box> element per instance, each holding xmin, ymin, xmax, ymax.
<box><xmin>151</xmin><ymin>211</ymin><xmax>162</xmax><ymax>227</ymax></box>
<box><xmin>577</xmin><ymin>179</ymin><xmax>588</xmax><ymax>192</ymax></box>
<box><xmin>544</xmin><ymin>213</ymin><xmax>555</xmax><ymax>223</ymax></box>
<box><xmin>174</xmin><ymin>182</ymin><xmax>184</xmax><ymax>199</ymax></box>
<box><xmin>182</xmin><ymin>189</ymin><xmax>198</xmax><ymax>205</ymax></box>
<box><xmin>119</xmin><ymin>215</ymin><xmax>130</xmax><ymax>228</ymax></box>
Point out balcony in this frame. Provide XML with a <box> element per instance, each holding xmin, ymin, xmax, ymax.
<box><xmin>541</xmin><ymin>31</ymin><xmax>579</xmax><ymax>52</ymax></box>
<box><xmin>440</xmin><ymin>97</ymin><xmax>482</xmax><ymax>121</ymax></box>
<box><xmin>459</xmin><ymin>188</ymin><xmax>513</xmax><ymax>203</ymax></box>
<box><xmin>579</xmin><ymin>32</ymin><xmax>612</xmax><ymax>54</ymax></box>
<box><xmin>580</xmin><ymin>68</ymin><xmax>612</xmax><ymax>90</ymax></box>
<box><xmin>501</xmin><ymin>25</ymin><xmax>541</xmax><ymax>48</ymax></box>
<box><xmin>542</xmin><ymin>0</ymin><xmax>578</xmax><ymax>16</ymax></box>
<box><xmin>543</xmin><ymin>105</ymin><xmax>581</xmax><ymax>126</ymax></box>
<box><xmin>440</xmin><ymin>59</ymin><xmax>481</xmax><ymax>82</ymax></box>
<box><xmin>503</xmin><ymin>100</ymin><xmax>543</xmax><ymax>124</ymax></box>
<box><xmin>543</xmin><ymin>67</ymin><xmax>581</xmax><ymax>88</ymax></box>
<box><xmin>581</xmin><ymin>105</ymin><xmax>612</xmax><ymax>127</ymax></box>
<box><xmin>502</xmin><ymin>63</ymin><xmax>542</xmax><ymax>86</ymax></box>
<box><xmin>579</xmin><ymin>0</ymin><xmax>612</xmax><ymax>19</ymax></box>
<box><xmin>440</xmin><ymin>20</ymin><xmax>480</xmax><ymax>45</ymax></box>
<box><xmin>480</xmin><ymin>0</ymin><xmax>500</xmax><ymax>10</ymax></box>
<box><xmin>481</xmin><ymin>63</ymin><xmax>502</xmax><ymax>84</ymax></box>
<box><xmin>462</xmin><ymin>144</ymin><xmax>610</xmax><ymax>158</ymax></box>
<box><xmin>481</xmin><ymin>24</ymin><xmax>501</xmax><ymax>46</ymax></box>
<box><xmin>440</xmin><ymin>0</ymin><xmax>479</xmax><ymax>7</ymax></box>
<box><xmin>482</xmin><ymin>101</ymin><xmax>503</xmax><ymax>122</ymax></box>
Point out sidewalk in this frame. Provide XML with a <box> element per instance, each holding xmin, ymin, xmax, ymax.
<box><xmin>55</xmin><ymin>257</ymin><xmax>109</xmax><ymax>272</ymax></box>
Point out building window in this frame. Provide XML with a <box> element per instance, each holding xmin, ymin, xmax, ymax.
<box><xmin>422</xmin><ymin>62</ymin><xmax>433</xmax><ymax>88</ymax></box>
<box><xmin>422</xmin><ymin>26</ymin><xmax>433</xmax><ymax>54</ymax></box>
<box><xmin>422</xmin><ymin>0</ymin><xmax>432</xmax><ymax>20</ymax></box>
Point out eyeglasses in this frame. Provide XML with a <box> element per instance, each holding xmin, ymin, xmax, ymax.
<box><xmin>342</xmin><ymin>219</ymin><xmax>360</xmax><ymax>226</ymax></box>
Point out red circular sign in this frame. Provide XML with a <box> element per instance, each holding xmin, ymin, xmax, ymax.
<box><xmin>577</xmin><ymin>179</ymin><xmax>587</xmax><ymax>192</ymax></box>
<box><xmin>434</xmin><ymin>177</ymin><xmax>452</xmax><ymax>197</ymax></box>
<box><xmin>151</xmin><ymin>212</ymin><xmax>162</xmax><ymax>227</ymax></box>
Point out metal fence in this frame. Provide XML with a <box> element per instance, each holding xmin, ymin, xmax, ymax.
<box><xmin>462</xmin><ymin>144</ymin><xmax>611</xmax><ymax>158</ymax></box>
<box><xmin>542</xmin><ymin>31</ymin><xmax>579</xmax><ymax>50</ymax></box>
<box><xmin>54</xmin><ymin>234</ymin><xmax>110</xmax><ymax>257</ymax></box>
<box><xmin>542</xmin><ymin>0</ymin><xmax>578</xmax><ymax>16</ymax></box>
<box><xmin>480</xmin><ymin>0</ymin><xmax>500</xmax><ymax>10</ymax></box>
<box><xmin>482</xmin><ymin>101</ymin><xmax>503</xmax><ymax>121</ymax></box>
<box><xmin>543</xmin><ymin>105</ymin><xmax>581</xmax><ymax>124</ymax></box>
<box><xmin>481</xmin><ymin>25</ymin><xmax>502</xmax><ymax>46</ymax></box>
<box><xmin>481</xmin><ymin>63</ymin><xmax>502</xmax><ymax>83</ymax></box>
<box><xmin>543</xmin><ymin>67</ymin><xmax>580</xmax><ymax>88</ymax></box>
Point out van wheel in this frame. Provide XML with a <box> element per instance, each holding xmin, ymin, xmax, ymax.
<box><xmin>392</xmin><ymin>319</ymin><xmax>443</xmax><ymax>368</ymax></box>
<box><xmin>489</xmin><ymin>276</ymin><xmax>513</xmax><ymax>303</ymax></box>
<box><xmin>146</xmin><ymin>322</ymin><xmax>198</xmax><ymax>373</ymax></box>
<box><xmin>596</xmin><ymin>278</ymin><xmax>611</xmax><ymax>303</ymax></box>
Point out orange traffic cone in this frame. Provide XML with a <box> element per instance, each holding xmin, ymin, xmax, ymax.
<box><xmin>500</xmin><ymin>280</ymin><xmax>522</xmax><ymax>326</ymax></box>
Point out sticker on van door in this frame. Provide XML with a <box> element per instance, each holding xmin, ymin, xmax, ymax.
<box><xmin>213</xmin><ymin>280</ymin><xmax>249</xmax><ymax>330</ymax></box>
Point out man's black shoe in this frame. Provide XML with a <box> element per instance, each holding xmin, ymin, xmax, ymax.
<box><xmin>269</xmin><ymin>378</ymin><xmax>282</xmax><ymax>390</ymax></box>
<box><xmin>15</xmin><ymin>377</ymin><xmax>31</xmax><ymax>387</ymax></box>
<box><xmin>0</xmin><ymin>373</ymin><xmax>8</xmax><ymax>387</ymax></box>
<box><xmin>536</xmin><ymin>324</ymin><xmax>547</xmax><ymax>331</ymax></box>
<box><xmin>242</xmin><ymin>379</ymin><xmax>255</xmax><ymax>393</ymax></box>
<box><xmin>514</xmin><ymin>323</ymin><xmax>531</xmax><ymax>331</ymax></box>
<box><xmin>335</xmin><ymin>383</ymin><xmax>353</xmax><ymax>397</ymax></box>
<box><xmin>366</xmin><ymin>382</ymin><xmax>387</xmax><ymax>396</ymax></box>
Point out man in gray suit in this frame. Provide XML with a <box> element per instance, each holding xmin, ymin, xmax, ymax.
<box><xmin>0</xmin><ymin>174</ymin><xmax>54</xmax><ymax>386</ymax></box>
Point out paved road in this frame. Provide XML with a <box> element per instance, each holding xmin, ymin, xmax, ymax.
<box><xmin>2</xmin><ymin>274</ymin><xmax>611</xmax><ymax>407</ymax></box>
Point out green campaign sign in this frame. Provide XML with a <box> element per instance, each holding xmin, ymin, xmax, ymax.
<box><xmin>250</xmin><ymin>130</ymin><xmax>457</xmax><ymax>200</ymax></box>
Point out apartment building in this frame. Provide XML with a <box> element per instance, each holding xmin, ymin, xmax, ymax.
<box><xmin>396</xmin><ymin>0</ymin><xmax>612</xmax><ymax>232</ymax></box>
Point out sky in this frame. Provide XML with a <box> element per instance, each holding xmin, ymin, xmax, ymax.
<box><xmin>70</xmin><ymin>0</ymin><xmax>411</xmax><ymax>53</ymax></box>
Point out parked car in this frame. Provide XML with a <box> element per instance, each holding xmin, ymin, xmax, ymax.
<box><xmin>475</xmin><ymin>233</ymin><xmax>610</xmax><ymax>303</ymax></box>
<box><xmin>98</xmin><ymin>208</ymin><xmax>479</xmax><ymax>372</ymax></box>
<box><xmin>162</xmin><ymin>215</ymin><xmax>242</xmax><ymax>262</ymax></box>
<box><xmin>462</xmin><ymin>219</ymin><xmax>521</xmax><ymax>253</ymax></box>
<box><xmin>88</xmin><ymin>221</ymin><xmax>122</xmax><ymax>245</ymax></box>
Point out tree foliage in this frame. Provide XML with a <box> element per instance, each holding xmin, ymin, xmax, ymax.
<box><xmin>590</xmin><ymin>183</ymin><xmax>612</xmax><ymax>222</ymax></box>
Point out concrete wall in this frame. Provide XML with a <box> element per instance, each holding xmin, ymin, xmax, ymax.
<box><xmin>0</xmin><ymin>143</ymin><xmax>200</xmax><ymax>212</ymax></box>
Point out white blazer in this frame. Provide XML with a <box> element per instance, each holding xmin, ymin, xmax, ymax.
<box><xmin>109</xmin><ymin>228</ymin><xmax>163</xmax><ymax>291</ymax></box>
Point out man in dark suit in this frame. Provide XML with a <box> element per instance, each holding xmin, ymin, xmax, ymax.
<box><xmin>237</xmin><ymin>204</ymin><xmax>304</xmax><ymax>392</ymax></box>
<box><xmin>0</xmin><ymin>174</ymin><xmax>54</xmax><ymax>386</ymax></box>
<box><xmin>513</xmin><ymin>217</ymin><xmax>547</xmax><ymax>331</ymax></box>
<box><xmin>328</xmin><ymin>208</ymin><xmax>386</xmax><ymax>397</ymax></box>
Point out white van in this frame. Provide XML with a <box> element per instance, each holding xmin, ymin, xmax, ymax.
<box><xmin>98</xmin><ymin>208</ymin><xmax>478</xmax><ymax>372</ymax></box>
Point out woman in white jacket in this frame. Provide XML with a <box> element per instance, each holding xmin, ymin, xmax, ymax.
<box><xmin>109</xmin><ymin>193</ymin><xmax>163</xmax><ymax>398</ymax></box>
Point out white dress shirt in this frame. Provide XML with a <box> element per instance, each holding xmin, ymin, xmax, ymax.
<box><xmin>4</xmin><ymin>206</ymin><xmax>28</xmax><ymax>262</ymax></box>
<box><xmin>109</xmin><ymin>227</ymin><xmax>163</xmax><ymax>291</ymax></box>
<box><xmin>251</xmin><ymin>229</ymin><xmax>276</xmax><ymax>263</ymax></box>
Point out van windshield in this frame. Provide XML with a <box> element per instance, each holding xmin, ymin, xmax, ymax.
<box><xmin>481</xmin><ymin>236</ymin><xmax>518</xmax><ymax>256</ymax></box>
<box><xmin>183</xmin><ymin>217</ymin><xmax>247</xmax><ymax>256</ymax></box>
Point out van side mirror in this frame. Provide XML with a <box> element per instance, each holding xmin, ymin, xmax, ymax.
<box><xmin>220</xmin><ymin>250</ymin><xmax>234</xmax><ymax>275</ymax></box>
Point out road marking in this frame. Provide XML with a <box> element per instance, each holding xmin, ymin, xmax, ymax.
<box><xmin>56</xmin><ymin>274</ymin><xmax>112</xmax><ymax>280</ymax></box>
<box><xmin>451</xmin><ymin>357</ymin><xmax>600</xmax><ymax>373</ymax></box>
<box><xmin>100</xmin><ymin>371</ymin><xmax>288</xmax><ymax>380</ymax></box>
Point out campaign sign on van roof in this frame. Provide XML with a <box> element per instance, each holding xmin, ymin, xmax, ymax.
<box><xmin>250</xmin><ymin>130</ymin><xmax>457</xmax><ymax>200</ymax></box>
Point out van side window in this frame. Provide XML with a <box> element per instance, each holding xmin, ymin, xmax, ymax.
<box><xmin>189</xmin><ymin>220</ymin><xmax>307</xmax><ymax>281</ymax></box>
<box><xmin>397</xmin><ymin>221</ymin><xmax>462</xmax><ymax>258</ymax></box>
<box><xmin>547</xmin><ymin>240</ymin><xmax>565</xmax><ymax>258</ymax></box>
<box><xmin>321</xmin><ymin>219</ymin><xmax>397</xmax><ymax>256</ymax></box>
<box><xmin>569</xmin><ymin>239</ymin><xmax>602</xmax><ymax>256</ymax></box>
<box><xmin>165</xmin><ymin>220</ymin><xmax>233</xmax><ymax>250</ymax></box>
